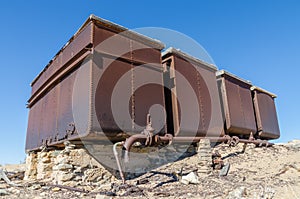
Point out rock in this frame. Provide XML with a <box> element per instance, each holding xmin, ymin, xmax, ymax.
<box><xmin>226</xmin><ymin>187</ymin><xmax>247</xmax><ymax>199</ymax></box>
<box><xmin>219</xmin><ymin>163</ymin><xmax>230</xmax><ymax>176</ymax></box>
<box><xmin>41</xmin><ymin>157</ymin><xmax>51</xmax><ymax>164</ymax></box>
<box><xmin>31</xmin><ymin>184</ymin><xmax>42</xmax><ymax>190</ymax></box>
<box><xmin>73</xmin><ymin>166</ymin><xmax>83</xmax><ymax>173</ymax></box>
<box><xmin>180</xmin><ymin>172</ymin><xmax>199</xmax><ymax>184</ymax></box>
<box><xmin>24</xmin><ymin>153</ymin><xmax>38</xmax><ymax>180</ymax></box>
<box><xmin>53</xmin><ymin>164</ymin><xmax>73</xmax><ymax>171</ymax></box>
<box><xmin>286</xmin><ymin>140</ymin><xmax>300</xmax><ymax>150</ymax></box>
<box><xmin>69</xmin><ymin>149</ymin><xmax>91</xmax><ymax>168</ymax></box>
<box><xmin>56</xmin><ymin>172</ymin><xmax>74</xmax><ymax>182</ymax></box>
<box><xmin>96</xmin><ymin>194</ymin><xmax>113</xmax><ymax>199</ymax></box>
<box><xmin>49</xmin><ymin>150</ymin><xmax>61</xmax><ymax>158</ymax></box>
<box><xmin>0</xmin><ymin>184</ymin><xmax>8</xmax><ymax>189</ymax></box>
<box><xmin>55</xmin><ymin>155</ymin><xmax>69</xmax><ymax>164</ymax></box>
<box><xmin>0</xmin><ymin>189</ymin><xmax>9</xmax><ymax>196</ymax></box>
<box><xmin>258</xmin><ymin>186</ymin><xmax>275</xmax><ymax>199</ymax></box>
<box><xmin>62</xmin><ymin>181</ymin><xmax>78</xmax><ymax>187</ymax></box>
<box><xmin>7</xmin><ymin>187</ymin><xmax>20</xmax><ymax>194</ymax></box>
<box><xmin>180</xmin><ymin>179</ymin><xmax>190</xmax><ymax>185</ymax></box>
<box><xmin>197</xmin><ymin>139</ymin><xmax>212</xmax><ymax>175</ymax></box>
<box><xmin>33</xmin><ymin>196</ymin><xmax>43</xmax><ymax>199</ymax></box>
<box><xmin>40</xmin><ymin>192</ymin><xmax>47</xmax><ymax>196</ymax></box>
<box><xmin>83</xmin><ymin>168</ymin><xmax>111</xmax><ymax>182</ymax></box>
<box><xmin>51</xmin><ymin>187</ymin><xmax>61</xmax><ymax>192</ymax></box>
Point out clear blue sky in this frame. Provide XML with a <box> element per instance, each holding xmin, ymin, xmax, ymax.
<box><xmin>0</xmin><ymin>1</ymin><xmax>299</xmax><ymax>165</ymax></box>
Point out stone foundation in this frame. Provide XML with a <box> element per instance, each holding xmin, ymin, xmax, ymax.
<box><xmin>24</xmin><ymin>142</ymin><xmax>199</xmax><ymax>184</ymax></box>
<box><xmin>197</xmin><ymin>139</ymin><xmax>212</xmax><ymax>175</ymax></box>
<box><xmin>24</xmin><ymin>142</ymin><xmax>115</xmax><ymax>185</ymax></box>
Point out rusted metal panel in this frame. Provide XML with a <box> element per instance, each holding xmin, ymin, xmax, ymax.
<box><xmin>26</xmin><ymin>15</ymin><xmax>166</xmax><ymax>151</ymax></box>
<box><xmin>31</xmin><ymin>23</ymin><xmax>93</xmax><ymax>97</ymax></box>
<box><xmin>93</xmin><ymin>24</ymin><xmax>131</xmax><ymax>60</ymax></box>
<box><xmin>57</xmin><ymin>70</ymin><xmax>77</xmax><ymax>141</ymax></box>
<box><xmin>94</xmin><ymin>58</ymin><xmax>132</xmax><ymax>134</ymax></box>
<box><xmin>162</xmin><ymin>48</ymin><xmax>224</xmax><ymax>138</ymax></box>
<box><xmin>252</xmin><ymin>86</ymin><xmax>280</xmax><ymax>139</ymax></box>
<box><xmin>132</xmin><ymin>64</ymin><xmax>166</xmax><ymax>134</ymax></box>
<box><xmin>39</xmin><ymin>86</ymin><xmax>59</xmax><ymax>146</ymax></box>
<box><xmin>131</xmin><ymin>41</ymin><xmax>162</xmax><ymax>64</ymax></box>
<box><xmin>217</xmin><ymin>70</ymin><xmax>257</xmax><ymax>136</ymax></box>
<box><xmin>26</xmin><ymin>99</ymin><xmax>42</xmax><ymax>151</ymax></box>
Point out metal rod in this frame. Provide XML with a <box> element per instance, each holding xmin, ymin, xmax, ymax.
<box><xmin>113</xmin><ymin>141</ymin><xmax>126</xmax><ymax>184</ymax></box>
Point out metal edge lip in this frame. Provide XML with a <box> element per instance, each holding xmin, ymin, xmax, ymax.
<box><xmin>88</xmin><ymin>14</ymin><xmax>165</xmax><ymax>50</ymax></box>
<box><xmin>162</xmin><ymin>47</ymin><xmax>218</xmax><ymax>71</ymax></box>
<box><xmin>31</xmin><ymin>14</ymin><xmax>165</xmax><ymax>86</ymax></box>
<box><xmin>251</xmin><ymin>86</ymin><xmax>277</xmax><ymax>98</ymax></box>
<box><xmin>216</xmin><ymin>70</ymin><xmax>252</xmax><ymax>85</ymax></box>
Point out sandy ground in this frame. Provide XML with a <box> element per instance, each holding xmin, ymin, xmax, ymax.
<box><xmin>0</xmin><ymin>140</ymin><xmax>299</xmax><ymax>199</ymax></box>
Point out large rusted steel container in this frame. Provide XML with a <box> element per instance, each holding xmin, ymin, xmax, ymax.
<box><xmin>162</xmin><ymin>48</ymin><xmax>224</xmax><ymax>138</ymax></box>
<box><xmin>26</xmin><ymin>15</ymin><xmax>166</xmax><ymax>152</ymax></box>
<box><xmin>216</xmin><ymin>70</ymin><xmax>257</xmax><ymax>136</ymax></box>
<box><xmin>251</xmin><ymin>86</ymin><xmax>280</xmax><ymax>139</ymax></box>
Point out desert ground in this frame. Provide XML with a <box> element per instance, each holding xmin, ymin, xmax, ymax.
<box><xmin>0</xmin><ymin>140</ymin><xmax>299</xmax><ymax>199</ymax></box>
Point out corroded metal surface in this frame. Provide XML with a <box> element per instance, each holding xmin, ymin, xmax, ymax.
<box><xmin>26</xmin><ymin>15</ymin><xmax>279</xmax><ymax>154</ymax></box>
<box><xmin>26</xmin><ymin>15</ymin><xmax>165</xmax><ymax>151</ymax></box>
<box><xmin>217</xmin><ymin>70</ymin><xmax>257</xmax><ymax>136</ymax></box>
<box><xmin>162</xmin><ymin>48</ymin><xmax>224</xmax><ymax>138</ymax></box>
<box><xmin>252</xmin><ymin>86</ymin><xmax>280</xmax><ymax>139</ymax></box>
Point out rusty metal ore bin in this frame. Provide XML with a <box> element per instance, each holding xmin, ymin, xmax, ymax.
<box><xmin>26</xmin><ymin>15</ymin><xmax>166</xmax><ymax>152</ymax></box>
<box><xmin>162</xmin><ymin>48</ymin><xmax>224</xmax><ymax>138</ymax></box>
<box><xmin>251</xmin><ymin>86</ymin><xmax>280</xmax><ymax>139</ymax></box>
<box><xmin>216</xmin><ymin>70</ymin><xmax>257</xmax><ymax>136</ymax></box>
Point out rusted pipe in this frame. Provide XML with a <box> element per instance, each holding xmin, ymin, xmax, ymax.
<box><xmin>155</xmin><ymin>134</ymin><xmax>230</xmax><ymax>143</ymax></box>
<box><xmin>122</xmin><ymin>134</ymin><xmax>148</xmax><ymax>151</ymax></box>
<box><xmin>113</xmin><ymin>142</ymin><xmax>126</xmax><ymax>184</ymax></box>
<box><xmin>239</xmin><ymin>139</ymin><xmax>274</xmax><ymax>146</ymax></box>
<box><xmin>122</xmin><ymin>134</ymin><xmax>274</xmax><ymax>158</ymax></box>
<box><xmin>120</xmin><ymin>132</ymin><xmax>274</xmax><ymax>184</ymax></box>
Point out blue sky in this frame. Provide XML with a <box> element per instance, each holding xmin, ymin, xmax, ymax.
<box><xmin>0</xmin><ymin>1</ymin><xmax>299</xmax><ymax>165</ymax></box>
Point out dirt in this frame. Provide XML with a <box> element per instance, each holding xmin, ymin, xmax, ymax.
<box><xmin>0</xmin><ymin>140</ymin><xmax>299</xmax><ymax>199</ymax></box>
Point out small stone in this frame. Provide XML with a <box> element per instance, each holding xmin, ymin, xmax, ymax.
<box><xmin>7</xmin><ymin>187</ymin><xmax>20</xmax><ymax>194</ymax></box>
<box><xmin>74</xmin><ymin>166</ymin><xmax>82</xmax><ymax>173</ymax></box>
<box><xmin>286</xmin><ymin>140</ymin><xmax>300</xmax><ymax>150</ymax></box>
<box><xmin>31</xmin><ymin>184</ymin><xmax>42</xmax><ymax>190</ymax></box>
<box><xmin>62</xmin><ymin>181</ymin><xmax>78</xmax><ymax>187</ymax></box>
<box><xmin>40</xmin><ymin>192</ymin><xmax>47</xmax><ymax>196</ymax></box>
<box><xmin>52</xmin><ymin>187</ymin><xmax>61</xmax><ymax>192</ymax></box>
<box><xmin>39</xmin><ymin>152</ymin><xmax>48</xmax><ymax>158</ymax></box>
<box><xmin>54</xmin><ymin>164</ymin><xmax>73</xmax><ymax>171</ymax></box>
<box><xmin>50</xmin><ymin>150</ymin><xmax>61</xmax><ymax>158</ymax></box>
<box><xmin>57</xmin><ymin>172</ymin><xmax>74</xmax><ymax>182</ymax></box>
<box><xmin>74</xmin><ymin>176</ymin><xmax>82</xmax><ymax>181</ymax></box>
<box><xmin>33</xmin><ymin>196</ymin><xmax>43</xmax><ymax>199</ymax></box>
<box><xmin>180</xmin><ymin>179</ymin><xmax>189</xmax><ymax>185</ymax></box>
<box><xmin>226</xmin><ymin>187</ymin><xmax>246</xmax><ymax>199</ymax></box>
<box><xmin>219</xmin><ymin>163</ymin><xmax>230</xmax><ymax>176</ymax></box>
<box><xmin>181</xmin><ymin>172</ymin><xmax>199</xmax><ymax>184</ymax></box>
<box><xmin>96</xmin><ymin>194</ymin><xmax>113</xmax><ymax>199</ymax></box>
<box><xmin>56</xmin><ymin>155</ymin><xmax>69</xmax><ymax>164</ymax></box>
<box><xmin>0</xmin><ymin>189</ymin><xmax>9</xmax><ymax>196</ymax></box>
<box><xmin>41</xmin><ymin>157</ymin><xmax>51</xmax><ymax>163</ymax></box>
<box><xmin>0</xmin><ymin>184</ymin><xmax>8</xmax><ymax>189</ymax></box>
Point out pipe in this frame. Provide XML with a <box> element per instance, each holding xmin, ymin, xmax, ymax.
<box><xmin>120</xmin><ymin>132</ymin><xmax>274</xmax><ymax>184</ymax></box>
<box><xmin>156</xmin><ymin>134</ymin><xmax>230</xmax><ymax>143</ymax></box>
<box><xmin>122</xmin><ymin>133</ymin><xmax>274</xmax><ymax>157</ymax></box>
<box><xmin>122</xmin><ymin>134</ymin><xmax>148</xmax><ymax>151</ymax></box>
<box><xmin>113</xmin><ymin>142</ymin><xmax>126</xmax><ymax>184</ymax></box>
<box><xmin>239</xmin><ymin>139</ymin><xmax>274</xmax><ymax>146</ymax></box>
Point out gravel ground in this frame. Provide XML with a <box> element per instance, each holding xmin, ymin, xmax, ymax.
<box><xmin>0</xmin><ymin>140</ymin><xmax>299</xmax><ymax>199</ymax></box>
